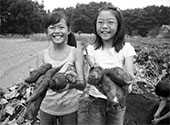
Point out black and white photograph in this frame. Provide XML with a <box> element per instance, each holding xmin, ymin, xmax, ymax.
<box><xmin>0</xmin><ymin>0</ymin><xmax>170</xmax><ymax>125</ymax></box>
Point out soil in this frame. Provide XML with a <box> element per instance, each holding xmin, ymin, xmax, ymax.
<box><xmin>0</xmin><ymin>38</ymin><xmax>169</xmax><ymax>125</ymax></box>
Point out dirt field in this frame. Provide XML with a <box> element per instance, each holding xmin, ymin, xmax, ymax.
<box><xmin>0</xmin><ymin>38</ymin><xmax>169</xmax><ymax>125</ymax></box>
<box><xmin>0</xmin><ymin>38</ymin><xmax>49</xmax><ymax>89</ymax></box>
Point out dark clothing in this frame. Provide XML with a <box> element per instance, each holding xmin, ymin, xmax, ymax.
<box><xmin>78</xmin><ymin>96</ymin><xmax>126</xmax><ymax>125</ymax></box>
<box><xmin>40</xmin><ymin>110</ymin><xmax>77</xmax><ymax>125</ymax></box>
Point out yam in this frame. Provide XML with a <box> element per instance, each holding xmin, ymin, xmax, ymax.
<box><xmin>88</xmin><ymin>66</ymin><xmax>131</xmax><ymax>104</ymax></box>
<box><xmin>25</xmin><ymin>63</ymin><xmax>52</xmax><ymax>83</ymax></box>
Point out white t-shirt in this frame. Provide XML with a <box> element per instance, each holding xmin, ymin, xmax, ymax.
<box><xmin>86</xmin><ymin>42</ymin><xmax>136</xmax><ymax>99</ymax></box>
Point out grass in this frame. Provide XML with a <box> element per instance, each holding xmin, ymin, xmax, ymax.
<box><xmin>29</xmin><ymin>33</ymin><xmax>48</xmax><ymax>41</ymax></box>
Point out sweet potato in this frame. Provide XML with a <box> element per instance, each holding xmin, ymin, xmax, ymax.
<box><xmin>87</xmin><ymin>66</ymin><xmax>103</xmax><ymax>86</ymax></box>
<box><xmin>26</xmin><ymin>79</ymin><xmax>49</xmax><ymax>104</ymax></box>
<box><xmin>23</xmin><ymin>67</ymin><xmax>61</xmax><ymax>121</ymax></box>
<box><xmin>104</xmin><ymin>67</ymin><xmax>133</xmax><ymax>87</ymax></box>
<box><xmin>50</xmin><ymin>73</ymin><xmax>68</xmax><ymax>91</ymax></box>
<box><xmin>50</xmin><ymin>72</ymin><xmax>85</xmax><ymax>91</ymax></box>
<box><xmin>23</xmin><ymin>64</ymin><xmax>85</xmax><ymax>122</ymax></box>
<box><xmin>68</xmin><ymin>79</ymin><xmax>86</xmax><ymax>91</ymax></box>
<box><xmin>25</xmin><ymin>63</ymin><xmax>52</xmax><ymax>83</ymax></box>
<box><xmin>102</xmin><ymin>75</ymin><xmax>127</xmax><ymax>105</ymax></box>
<box><xmin>88</xmin><ymin>66</ymin><xmax>131</xmax><ymax>104</ymax></box>
<box><xmin>65</xmin><ymin>65</ymin><xmax>86</xmax><ymax>90</ymax></box>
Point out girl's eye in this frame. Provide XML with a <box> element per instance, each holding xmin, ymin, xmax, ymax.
<box><xmin>59</xmin><ymin>26</ymin><xmax>64</xmax><ymax>29</ymax></box>
<box><xmin>108</xmin><ymin>21</ymin><xmax>115</xmax><ymax>24</ymax></box>
<box><xmin>97</xmin><ymin>21</ymin><xmax>103</xmax><ymax>24</ymax></box>
<box><xmin>49</xmin><ymin>26</ymin><xmax>56</xmax><ymax>30</ymax></box>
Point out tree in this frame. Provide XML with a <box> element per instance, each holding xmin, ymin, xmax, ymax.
<box><xmin>0</xmin><ymin>0</ymin><xmax>47</xmax><ymax>34</ymax></box>
<box><xmin>1</xmin><ymin>1</ymin><xmax>170</xmax><ymax>36</ymax></box>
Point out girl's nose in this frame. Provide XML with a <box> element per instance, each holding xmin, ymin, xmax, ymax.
<box><xmin>101</xmin><ymin>23</ymin><xmax>109</xmax><ymax>29</ymax></box>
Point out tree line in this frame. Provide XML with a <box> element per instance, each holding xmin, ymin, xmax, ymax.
<box><xmin>0</xmin><ymin>0</ymin><xmax>170</xmax><ymax>36</ymax></box>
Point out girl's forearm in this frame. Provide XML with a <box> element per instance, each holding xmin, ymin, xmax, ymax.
<box><xmin>124</xmin><ymin>56</ymin><xmax>135</xmax><ymax>77</ymax></box>
<box><xmin>158</xmin><ymin>111</ymin><xmax>170</xmax><ymax>121</ymax></box>
<box><xmin>155</xmin><ymin>100</ymin><xmax>167</xmax><ymax>116</ymax></box>
<box><xmin>76</xmin><ymin>49</ymin><xmax>84</xmax><ymax>80</ymax></box>
<box><xmin>75</xmin><ymin>48</ymin><xmax>86</xmax><ymax>90</ymax></box>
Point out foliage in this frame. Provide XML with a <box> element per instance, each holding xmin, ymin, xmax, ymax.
<box><xmin>0</xmin><ymin>1</ymin><xmax>170</xmax><ymax>36</ymax></box>
<box><xmin>147</xmin><ymin>26</ymin><xmax>160</xmax><ymax>38</ymax></box>
<box><xmin>128</xmin><ymin>37</ymin><xmax>170</xmax><ymax>94</ymax></box>
<box><xmin>124</xmin><ymin>6</ymin><xmax>170</xmax><ymax>36</ymax></box>
<box><xmin>67</xmin><ymin>2</ymin><xmax>112</xmax><ymax>33</ymax></box>
<box><xmin>0</xmin><ymin>0</ymin><xmax>47</xmax><ymax>34</ymax></box>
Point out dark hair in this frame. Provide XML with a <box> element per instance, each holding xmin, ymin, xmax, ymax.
<box><xmin>67</xmin><ymin>32</ymin><xmax>77</xmax><ymax>47</ymax></box>
<box><xmin>94</xmin><ymin>5</ymin><xmax>125</xmax><ymax>52</ymax></box>
<box><xmin>155</xmin><ymin>79</ymin><xmax>170</xmax><ymax>97</ymax></box>
<box><xmin>45</xmin><ymin>10</ymin><xmax>70</xmax><ymax>29</ymax></box>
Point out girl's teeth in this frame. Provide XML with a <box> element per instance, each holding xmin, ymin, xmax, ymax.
<box><xmin>54</xmin><ymin>36</ymin><xmax>62</xmax><ymax>39</ymax></box>
<box><xmin>102</xmin><ymin>31</ymin><xmax>109</xmax><ymax>33</ymax></box>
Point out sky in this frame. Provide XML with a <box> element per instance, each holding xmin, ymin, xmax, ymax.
<box><xmin>34</xmin><ymin>0</ymin><xmax>170</xmax><ymax>11</ymax></box>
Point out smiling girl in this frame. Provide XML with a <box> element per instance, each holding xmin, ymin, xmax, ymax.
<box><xmin>36</xmin><ymin>11</ymin><xmax>85</xmax><ymax>125</ymax></box>
<box><xmin>83</xmin><ymin>5</ymin><xmax>136</xmax><ymax>125</ymax></box>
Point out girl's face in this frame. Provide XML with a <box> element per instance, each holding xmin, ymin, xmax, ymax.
<box><xmin>96</xmin><ymin>10</ymin><xmax>118</xmax><ymax>41</ymax></box>
<box><xmin>48</xmin><ymin>18</ymin><xmax>69</xmax><ymax>44</ymax></box>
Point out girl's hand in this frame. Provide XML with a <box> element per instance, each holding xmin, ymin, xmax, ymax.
<box><xmin>65</xmin><ymin>70</ymin><xmax>78</xmax><ymax>84</ymax></box>
<box><xmin>75</xmin><ymin>33</ymin><xmax>90</xmax><ymax>50</ymax></box>
<box><xmin>154</xmin><ymin>113</ymin><xmax>160</xmax><ymax>119</ymax></box>
<box><xmin>151</xmin><ymin>118</ymin><xmax>160</xmax><ymax>125</ymax></box>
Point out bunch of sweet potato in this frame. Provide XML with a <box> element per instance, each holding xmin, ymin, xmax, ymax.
<box><xmin>87</xmin><ymin>66</ymin><xmax>134</xmax><ymax>105</ymax></box>
<box><xmin>17</xmin><ymin>63</ymin><xmax>85</xmax><ymax>124</ymax></box>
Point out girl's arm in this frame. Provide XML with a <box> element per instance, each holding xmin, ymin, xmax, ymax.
<box><xmin>157</xmin><ymin>111</ymin><xmax>170</xmax><ymax>121</ymax></box>
<box><xmin>154</xmin><ymin>99</ymin><xmax>167</xmax><ymax>118</ymax></box>
<box><xmin>75</xmin><ymin>49</ymin><xmax>84</xmax><ymax>80</ymax></box>
<box><xmin>73</xmin><ymin>47</ymin><xmax>86</xmax><ymax>90</ymax></box>
<box><xmin>152</xmin><ymin>110</ymin><xmax>170</xmax><ymax>125</ymax></box>
<box><xmin>123</xmin><ymin>42</ymin><xmax>136</xmax><ymax>77</ymax></box>
<box><xmin>124</xmin><ymin>56</ymin><xmax>136</xmax><ymax>93</ymax></box>
<box><xmin>124</xmin><ymin>56</ymin><xmax>135</xmax><ymax>77</ymax></box>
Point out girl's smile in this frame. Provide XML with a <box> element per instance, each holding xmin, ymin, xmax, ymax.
<box><xmin>51</xmin><ymin>32</ymin><xmax>65</xmax><ymax>41</ymax></box>
<box><xmin>99</xmin><ymin>30</ymin><xmax>112</xmax><ymax>39</ymax></box>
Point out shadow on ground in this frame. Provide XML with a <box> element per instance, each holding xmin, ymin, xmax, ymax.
<box><xmin>125</xmin><ymin>94</ymin><xmax>169</xmax><ymax>125</ymax></box>
<box><xmin>78</xmin><ymin>93</ymin><xmax>170</xmax><ymax>125</ymax></box>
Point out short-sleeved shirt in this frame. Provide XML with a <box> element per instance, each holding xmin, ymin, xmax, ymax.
<box><xmin>40</xmin><ymin>47</ymin><xmax>81</xmax><ymax>115</ymax></box>
<box><xmin>86</xmin><ymin>42</ymin><xmax>136</xmax><ymax>99</ymax></box>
